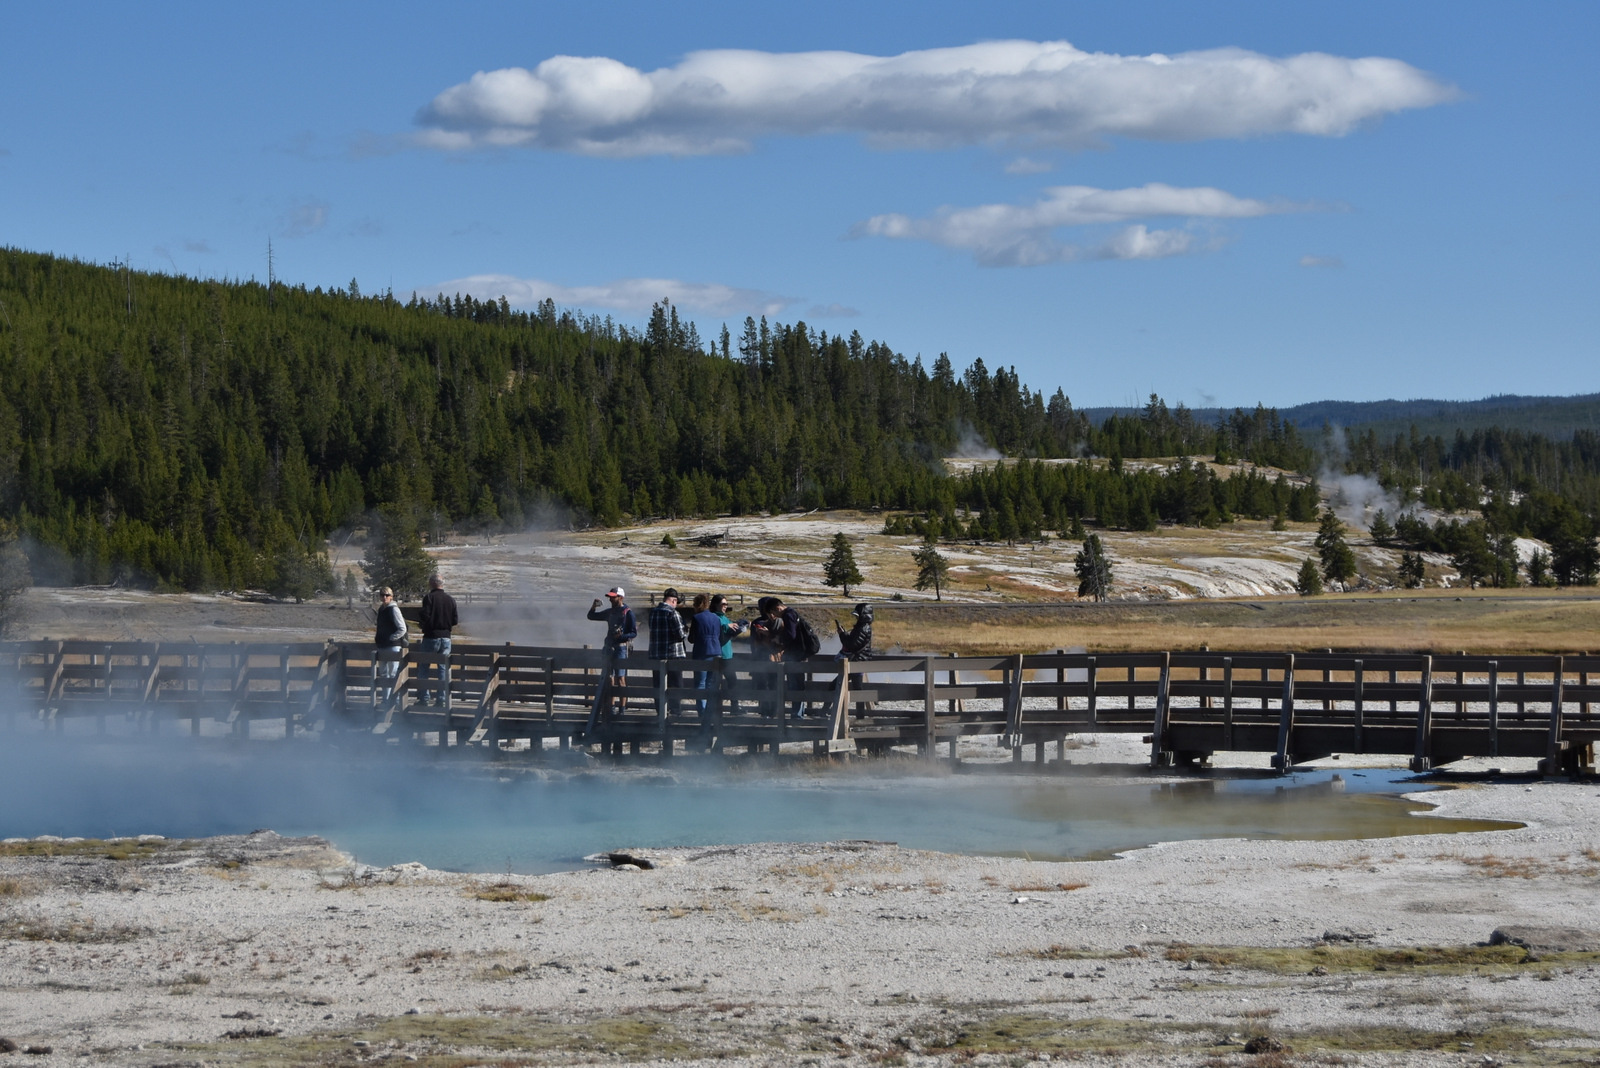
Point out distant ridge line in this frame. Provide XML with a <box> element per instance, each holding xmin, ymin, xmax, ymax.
<box><xmin>1079</xmin><ymin>392</ymin><xmax>1600</xmax><ymax>436</ymax></box>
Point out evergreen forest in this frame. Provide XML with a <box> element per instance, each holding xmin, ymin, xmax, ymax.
<box><xmin>0</xmin><ymin>248</ymin><xmax>1595</xmax><ymax>593</ymax></box>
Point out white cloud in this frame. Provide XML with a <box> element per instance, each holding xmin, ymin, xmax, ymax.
<box><xmin>806</xmin><ymin>302</ymin><xmax>861</xmax><ymax>319</ymax></box>
<box><xmin>853</xmin><ymin>182</ymin><xmax>1304</xmax><ymax>266</ymax></box>
<box><xmin>416</xmin><ymin>274</ymin><xmax>798</xmax><ymax>317</ymax></box>
<box><xmin>415</xmin><ymin>39</ymin><xmax>1455</xmax><ymax>156</ymax></box>
<box><xmin>280</xmin><ymin>198</ymin><xmax>328</xmax><ymax>238</ymax></box>
<box><xmin>1299</xmin><ymin>253</ymin><xmax>1345</xmax><ymax>268</ymax></box>
<box><xmin>1004</xmin><ymin>156</ymin><xmax>1054</xmax><ymax>175</ymax></box>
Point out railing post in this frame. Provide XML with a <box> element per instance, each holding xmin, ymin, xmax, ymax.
<box><xmin>1086</xmin><ymin>656</ymin><xmax>1098</xmax><ymax>727</ymax></box>
<box><xmin>1221</xmin><ymin>656</ymin><xmax>1234</xmax><ymax>752</ymax></box>
<box><xmin>1272</xmin><ymin>653</ymin><xmax>1296</xmax><ymax>774</ymax></box>
<box><xmin>1487</xmin><ymin>661</ymin><xmax>1499</xmax><ymax>758</ymax></box>
<box><xmin>1005</xmin><ymin>653</ymin><xmax>1025</xmax><ymax>756</ymax></box>
<box><xmin>1542</xmin><ymin>656</ymin><xmax>1567</xmax><ymax>776</ymax></box>
<box><xmin>1149</xmin><ymin>652</ymin><xmax>1172</xmax><ymax>768</ymax></box>
<box><xmin>1352</xmin><ymin>658</ymin><xmax>1365</xmax><ymax>752</ymax></box>
<box><xmin>922</xmin><ymin>656</ymin><xmax>936</xmax><ymax>759</ymax></box>
<box><xmin>1411</xmin><ymin>655</ymin><xmax>1434</xmax><ymax>772</ymax></box>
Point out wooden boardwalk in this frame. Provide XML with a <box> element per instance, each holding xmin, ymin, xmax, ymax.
<box><xmin>2</xmin><ymin>641</ymin><xmax>1596</xmax><ymax>775</ymax></box>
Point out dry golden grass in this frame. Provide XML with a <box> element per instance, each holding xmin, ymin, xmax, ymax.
<box><xmin>876</xmin><ymin>588</ymin><xmax>1600</xmax><ymax>655</ymax></box>
<box><xmin>468</xmin><ymin>881</ymin><xmax>552</xmax><ymax>903</ymax></box>
<box><xmin>1008</xmin><ymin>882</ymin><xmax>1088</xmax><ymax>892</ymax></box>
<box><xmin>1432</xmin><ymin>852</ymin><xmax>1600</xmax><ymax>879</ymax></box>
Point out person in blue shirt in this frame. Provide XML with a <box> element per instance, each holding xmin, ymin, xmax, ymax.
<box><xmin>690</xmin><ymin>594</ymin><xmax>744</xmax><ymax>729</ymax></box>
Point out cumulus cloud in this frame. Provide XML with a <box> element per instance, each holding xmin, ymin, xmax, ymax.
<box><xmin>415</xmin><ymin>39</ymin><xmax>1455</xmax><ymax>156</ymax></box>
<box><xmin>853</xmin><ymin>182</ymin><xmax>1306</xmax><ymax>266</ymax></box>
<box><xmin>1299</xmin><ymin>253</ymin><xmax>1345</xmax><ymax>268</ymax></box>
<box><xmin>416</xmin><ymin>274</ymin><xmax>799</xmax><ymax>317</ymax></box>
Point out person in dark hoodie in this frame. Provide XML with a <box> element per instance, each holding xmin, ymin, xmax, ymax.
<box><xmin>836</xmin><ymin>602</ymin><xmax>875</xmax><ymax>716</ymax></box>
<box><xmin>836</xmin><ymin>603</ymin><xmax>873</xmax><ymax>661</ymax></box>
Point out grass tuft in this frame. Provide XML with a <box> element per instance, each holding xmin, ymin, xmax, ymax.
<box><xmin>470</xmin><ymin>882</ymin><xmax>552</xmax><ymax>903</ymax></box>
<box><xmin>0</xmin><ymin>916</ymin><xmax>145</xmax><ymax>943</ymax></box>
<box><xmin>1162</xmin><ymin>942</ymin><xmax>1600</xmax><ymax>974</ymax></box>
<box><xmin>0</xmin><ymin>838</ymin><xmax>194</xmax><ymax>861</ymax></box>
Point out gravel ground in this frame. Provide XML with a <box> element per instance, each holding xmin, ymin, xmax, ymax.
<box><xmin>3</xmin><ymin>737</ymin><xmax>1599</xmax><ymax>1066</ymax></box>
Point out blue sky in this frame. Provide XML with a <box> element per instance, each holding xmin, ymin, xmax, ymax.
<box><xmin>2</xmin><ymin>1</ymin><xmax>1595</xmax><ymax>408</ymax></box>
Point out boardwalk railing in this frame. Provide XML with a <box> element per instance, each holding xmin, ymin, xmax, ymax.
<box><xmin>2</xmin><ymin>641</ymin><xmax>1596</xmax><ymax>774</ymax></box>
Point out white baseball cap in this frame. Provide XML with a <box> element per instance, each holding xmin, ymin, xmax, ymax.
<box><xmin>606</xmin><ymin>586</ymin><xmax>625</xmax><ymax>598</ymax></box>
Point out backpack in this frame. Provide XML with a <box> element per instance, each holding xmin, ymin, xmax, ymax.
<box><xmin>794</xmin><ymin>613</ymin><xmax>822</xmax><ymax>657</ymax></box>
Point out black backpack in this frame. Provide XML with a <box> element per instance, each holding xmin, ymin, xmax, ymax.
<box><xmin>793</xmin><ymin>613</ymin><xmax>822</xmax><ymax>657</ymax></box>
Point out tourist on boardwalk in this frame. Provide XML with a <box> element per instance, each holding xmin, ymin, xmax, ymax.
<box><xmin>690</xmin><ymin>593</ymin><xmax>743</xmax><ymax>728</ymax></box>
<box><xmin>748</xmin><ymin>596</ymin><xmax>786</xmax><ymax>717</ymax></box>
<box><xmin>585</xmin><ymin>585</ymin><xmax>636</xmax><ymax>732</ymax></box>
<box><xmin>649</xmin><ymin>587</ymin><xmax>690</xmax><ymax>715</ymax></box>
<box><xmin>761</xmin><ymin>596</ymin><xmax>817</xmax><ymax>720</ymax></box>
<box><xmin>836</xmin><ymin>603</ymin><xmax>873</xmax><ymax>660</ymax></box>
<box><xmin>418</xmin><ymin>574</ymin><xmax>459</xmax><ymax>708</ymax></box>
<box><xmin>373</xmin><ymin>586</ymin><xmax>408</xmax><ymax>705</ymax></box>
<box><xmin>836</xmin><ymin>602</ymin><xmax>875</xmax><ymax>717</ymax></box>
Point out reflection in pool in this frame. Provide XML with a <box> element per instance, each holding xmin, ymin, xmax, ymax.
<box><xmin>0</xmin><ymin>741</ymin><xmax>1519</xmax><ymax>873</ymax></box>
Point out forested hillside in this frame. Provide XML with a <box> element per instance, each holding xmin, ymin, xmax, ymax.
<box><xmin>0</xmin><ymin>248</ymin><xmax>1593</xmax><ymax>593</ymax></box>
<box><xmin>0</xmin><ymin>249</ymin><xmax>1296</xmax><ymax>591</ymax></box>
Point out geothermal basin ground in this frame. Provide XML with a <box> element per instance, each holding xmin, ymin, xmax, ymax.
<box><xmin>3</xmin><ymin>735</ymin><xmax>1600</xmax><ymax>1067</ymax></box>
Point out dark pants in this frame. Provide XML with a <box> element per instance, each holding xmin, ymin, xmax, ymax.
<box><xmin>586</xmin><ymin>646</ymin><xmax>628</xmax><ymax>736</ymax></box>
<box><xmin>653</xmin><ymin>665</ymin><xmax>684</xmax><ymax>716</ymax></box>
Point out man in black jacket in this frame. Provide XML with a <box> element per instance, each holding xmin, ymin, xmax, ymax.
<box><xmin>418</xmin><ymin>574</ymin><xmax>459</xmax><ymax>709</ymax></box>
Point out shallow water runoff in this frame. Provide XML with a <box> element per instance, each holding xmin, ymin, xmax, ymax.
<box><xmin>0</xmin><ymin>742</ymin><xmax>1517</xmax><ymax>873</ymax></box>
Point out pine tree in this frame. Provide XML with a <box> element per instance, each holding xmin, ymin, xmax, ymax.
<box><xmin>1369</xmin><ymin>509</ymin><xmax>1395</xmax><ymax>546</ymax></box>
<box><xmin>1296</xmin><ymin>558</ymin><xmax>1324</xmax><ymax>596</ymax></box>
<box><xmin>1399</xmin><ymin>551</ymin><xmax>1426</xmax><ymax>589</ymax></box>
<box><xmin>361</xmin><ymin>508</ymin><xmax>432</xmax><ymax>599</ymax></box>
<box><xmin>1074</xmin><ymin>534</ymin><xmax>1112</xmax><ymax>601</ymax></box>
<box><xmin>1315</xmin><ymin>508</ymin><xmax>1359</xmax><ymax>588</ymax></box>
<box><xmin>912</xmin><ymin>542</ymin><xmax>950</xmax><ymax>601</ymax></box>
<box><xmin>823</xmin><ymin>532</ymin><xmax>864</xmax><ymax>597</ymax></box>
<box><xmin>1527</xmin><ymin>549</ymin><xmax>1555</xmax><ymax>587</ymax></box>
<box><xmin>0</xmin><ymin>521</ymin><xmax>32</xmax><ymax>638</ymax></box>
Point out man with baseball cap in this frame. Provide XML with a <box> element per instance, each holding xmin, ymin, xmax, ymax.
<box><xmin>585</xmin><ymin>585</ymin><xmax>636</xmax><ymax>735</ymax></box>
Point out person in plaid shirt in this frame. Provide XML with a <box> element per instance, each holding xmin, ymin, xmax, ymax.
<box><xmin>648</xmin><ymin>588</ymin><xmax>689</xmax><ymax>714</ymax></box>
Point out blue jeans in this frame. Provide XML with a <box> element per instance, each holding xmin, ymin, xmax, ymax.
<box><xmin>420</xmin><ymin>637</ymin><xmax>451</xmax><ymax>707</ymax></box>
<box><xmin>378</xmin><ymin>644</ymin><xmax>402</xmax><ymax>702</ymax></box>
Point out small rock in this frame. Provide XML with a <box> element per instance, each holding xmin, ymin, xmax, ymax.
<box><xmin>1490</xmin><ymin>925</ymin><xmax>1600</xmax><ymax>953</ymax></box>
<box><xmin>353</xmin><ymin>1039</ymin><xmax>371</xmax><ymax>1048</ymax></box>
<box><xmin>1308</xmin><ymin>965</ymin><xmax>1329</xmax><ymax>976</ymax></box>
<box><xmin>1322</xmin><ymin>927</ymin><xmax>1375</xmax><ymax>942</ymax></box>
<box><xmin>1243</xmin><ymin>1036</ymin><xmax>1287</xmax><ymax>1054</ymax></box>
<box><xmin>21</xmin><ymin>1046</ymin><xmax>52</xmax><ymax>1056</ymax></box>
<box><xmin>1012</xmin><ymin>896</ymin><xmax>1029</xmax><ymax>904</ymax></box>
<box><xmin>404</xmin><ymin>1007</ymin><xmax>421</xmax><ymax>1015</ymax></box>
<box><xmin>0</xmin><ymin>1038</ymin><xmax>17</xmax><ymax>1053</ymax></box>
